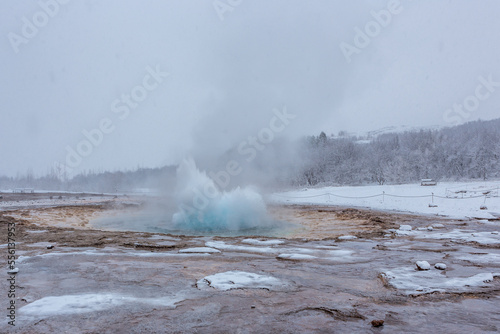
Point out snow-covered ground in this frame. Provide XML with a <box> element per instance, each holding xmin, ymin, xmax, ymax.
<box><xmin>382</xmin><ymin>269</ymin><xmax>499</xmax><ymax>296</ymax></box>
<box><xmin>197</xmin><ymin>271</ymin><xmax>288</xmax><ymax>291</ymax></box>
<box><xmin>20</xmin><ymin>293</ymin><xmax>183</xmax><ymax>319</ymax></box>
<box><xmin>271</xmin><ymin>181</ymin><xmax>500</xmax><ymax>220</ymax></box>
<box><xmin>0</xmin><ymin>194</ymin><xmax>116</xmax><ymax>210</ymax></box>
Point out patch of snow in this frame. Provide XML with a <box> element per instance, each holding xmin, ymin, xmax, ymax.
<box><xmin>25</xmin><ymin>242</ymin><xmax>56</xmax><ymax>248</ymax></box>
<box><xmin>205</xmin><ymin>241</ymin><xmax>278</xmax><ymax>255</ymax></box>
<box><xmin>197</xmin><ymin>271</ymin><xmax>286</xmax><ymax>291</ymax></box>
<box><xmin>456</xmin><ymin>253</ymin><xmax>500</xmax><ymax>266</ymax></box>
<box><xmin>206</xmin><ymin>241</ymin><xmax>360</xmax><ymax>262</ymax></box>
<box><xmin>277</xmin><ymin>254</ymin><xmax>317</xmax><ymax>260</ymax></box>
<box><xmin>16</xmin><ymin>248</ymin><xmax>211</xmax><ymax>263</ymax></box>
<box><xmin>20</xmin><ymin>293</ymin><xmax>183</xmax><ymax>318</ymax></box>
<box><xmin>179</xmin><ymin>247</ymin><xmax>221</xmax><ymax>254</ymax></box>
<box><xmin>283</xmin><ymin>247</ymin><xmax>317</xmax><ymax>255</ymax></box>
<box><xmin>435</xmin><ymin>263</ymin><xmax>447</xmax><ymax>270</ymax></box>
<box><xmin>152</xmin><ymin>241</ymin><xmax>177</xmax><ymax>247</ymax></box>
<box><xmin>148</xmin><ymin>235</ymin><xmax>181</xmax><ymax>241</ymax></box>
<box><xmin>382</xmin><ymin>268</ymin><xmax>497</xmax><ymax>295</ymax></box>
<box><xmin>241</xmin><ymin>239</ymin><xmax>284</xmax><ymax>246</ymax></box>
<box><xmin>416</xmin><ymin>261</ymin><xmax>431</xmax><ymax>270</ymax></box>
<box><xmin>7</xmin><ymin>268</ymin><xmax>19</xmax><ymax>275</ymax></box>
<box><xmin>314</xmin><ymin>245</ymin><xmax>339</xmax><ymax>249</ymax></box>
<box><xmin>338</xmin><ymin>235</ymin><xmax>357</xmax><ymax>240</ymax></box>
<box><xmin>327</xmin><ymin>249</ymin><xmax>355</xmax><ymax>257</ymax></box>
<box><xmin>416</xmin><ymin>229</ymin><xmax>500</xmax><ymax>246</ymax></box>
<box><xmin>469</xmin><ymin>211</ymin><xmax>496</xmax><ymax>219</ymax></box>
<box><xmin>399</xmin><ymin>225</ymin><xmax>412</xmax><ymax>231</ymax></box>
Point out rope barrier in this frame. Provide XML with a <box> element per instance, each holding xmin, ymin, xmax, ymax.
<box><xmin>273</xmin><ymin>193</ymin><xmax>329</xmax><ymax>199</ymax></box>
<box><xmin>274</xmin><ymin>191</ymin><xmax>496</xmax><ymax>200</ymax></box>
<box><xmin>327</xmin><ymin>193</ymin><xmax>383</xmax><ymax>199</ymax></box>
<box><xmin>384</xmin><ymin>194</ymin><xmax>430</xmax><ymax>198</ymax></box>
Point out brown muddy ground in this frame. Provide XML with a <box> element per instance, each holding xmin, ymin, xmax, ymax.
<box><xmin>1</xmin><ymin>196</ymin><xmax>500</xmax><ymax>333</ymax></box>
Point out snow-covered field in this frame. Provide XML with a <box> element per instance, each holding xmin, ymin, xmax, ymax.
<box><xmin>0</xmin><ymin>193</ymin><xmax>116</xmax><ymax>210</ymax></box>
<box><xmin>271</xmin><ymin>181</ymin><xmax>500</xmax><ymax>220</ymax></box>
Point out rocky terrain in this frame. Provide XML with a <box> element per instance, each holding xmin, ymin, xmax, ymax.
<box><xmin>1</xmin><ymin>194</ymin><xmax>500</xmax><ymax>333</ymax></box>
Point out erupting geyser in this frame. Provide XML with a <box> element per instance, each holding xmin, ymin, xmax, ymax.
<box><xmin>172</xmin><ymin>159</ymin><xmax>272</xmax><ymax>231</ymax></box>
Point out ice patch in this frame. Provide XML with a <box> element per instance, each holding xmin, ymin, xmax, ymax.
<box><xmin>396</xmin><ymin>225</ymin><xmax>414</xmax><ymax>236</ymax></box>
<box><xmin>148</xmin><ymin>235</ymin><xmax>181</xmax><ymax>241</ymax></box>
<box><xmin>327</xmin><ymin>249</ymin><xmax>354</xmax><ymax>257</ymax></box>
<box><xmin>468</xmin><ymin>211</ymin><xmax>496</xmax><ymax>219</ymax></box>
<box><xmin>205</xmin><ymin>241</ymin><xmax>278</xmax><ymax>255</ymax></box>
<box><xmin>338</xmin><ymin>235</ymin><xmax>357</xmax><ymax>240</ymax></box>
<box><xmin>277</xmin><ymin>253</ymin><xmax>317</xmax><ymax>260</ymax></box>
<box><xmin>205</xmin><ymin>241</ymin><xmax>359</xmax><ymax>262</ymax></box>
<box><xmin>25</xmin><ymin>242</ymin><xmax>56</xmax><ymax>248</ymax></box>
<box><xmin>20</xmin><ymin>293</ymin><xmax>183</xmax><ymax>318</ymax></box>
<box><xmin>382</xmin><ymin>268</ymin><xmax>498</xmax><ymax>295</ymax></box>
<box><xmin>457</xmin><ymin>253</ymin><xmax>500</xmax><ymax>266</ymax></box>
<box><xmin>16</xmin><ymin>248</ymin><xmax>211</xmax><ymax>263</ymax></box>
<box><xmin>197</xmin><ymin>271</ymin><xmax>286</xmax><ymax>291</ymax></box>
<box><xmin>241</xmin><ymin>239</ymin><xmax>284</xmax><ymax>246</ymax></box>
<box><xmin>417</xmin><ymin>229</ymin><xmax>500</xmax><ymax>246</ymax></box>
<box><xmin>179</xmin><ymin>247</ymin><xmax>221</xmax><ymax>254</ymax></box>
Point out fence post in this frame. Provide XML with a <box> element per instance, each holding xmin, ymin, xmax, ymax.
<box><xmin>383</xmin><ymin>191</ymin><xmax>385</xmax><ymax>203</ymax></box>
<box><xmin>432</xmin><ymin>192</ymin><xmax>434</xmax><ymax>203</ymax></box>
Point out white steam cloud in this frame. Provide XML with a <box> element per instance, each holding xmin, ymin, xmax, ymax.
<box><xmin>172</xmin><ymin>159</ymin><xmax>271</xmax><ymax>231</ymax></box>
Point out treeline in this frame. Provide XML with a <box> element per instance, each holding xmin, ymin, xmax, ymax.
<box><xmin>293</xmin><ymin>118</ymin><xmax>500</xmax><ymax>186</ymax></box>
<box><xmin>0</xmin><ymin>166</ymin><xmax>176</xmax><ymax>193</ymax></box>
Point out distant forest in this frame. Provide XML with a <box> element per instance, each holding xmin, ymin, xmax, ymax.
<box><xmin>0</xmin><ymin>166</ymin><xmax>177</xmax><ymax>194</ymax></box>
<box><xmin>1</xmin><ymin>118</ymin><xmax>499</xmax><ymax>192</ymax></box>
<box><xmin>294</xmin><ymin>118</ymin><xmax>500</xmax><ymax>186</ymax></box>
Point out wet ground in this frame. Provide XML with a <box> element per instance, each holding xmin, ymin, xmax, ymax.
<box><xmin>1</xmin><ymin>194</ymin><xmax>500</xmax><ymax>333</ymax></box>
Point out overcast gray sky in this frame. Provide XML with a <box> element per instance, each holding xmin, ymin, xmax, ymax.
<box><xmin>1</xmin><ymin>0</ymin><xmax>499</xmax><ymax>177</ymax></box>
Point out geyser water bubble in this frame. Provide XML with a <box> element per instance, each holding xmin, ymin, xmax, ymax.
<box><xmin>172</xmin><ymin>159</ymin><xmax>272</xmax><ymax>231</ymax></box>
